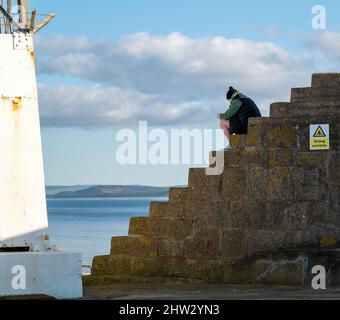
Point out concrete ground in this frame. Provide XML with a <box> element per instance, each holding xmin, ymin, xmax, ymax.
<box><xmin>84</xmin><ymin>284</ymin><xmax>340</xmax><ymax>300</ymax></box>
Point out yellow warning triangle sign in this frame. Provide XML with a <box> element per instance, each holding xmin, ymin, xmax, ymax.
<box><xmin>313</xmin><ymin>126</ymin><xmax>327</xmax><ymax>138</ymax></box>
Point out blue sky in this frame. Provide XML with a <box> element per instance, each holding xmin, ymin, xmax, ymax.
<box><xmin>28</xmin><ymin>0</ymin><xmax>340</xmax><ymax>186</ymax></box>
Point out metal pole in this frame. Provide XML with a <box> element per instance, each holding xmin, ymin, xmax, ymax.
<box><xmin>0</xmin><ymin>0</ymin><xmax>3</xmax><ymax>34</ymax></box>
<box><xmin>29</xmin><ymin>7</ymin><xmax>35</xmax><ymax>32</ymax></box>
<box><xmin>17</xmin><ymin>0</ymin><xmax>29</xmax><ymax>30</ymax></box>
<box><xmin>33</xmin><ymin>12</ymin><xmax>56</xmax><ymax>34</ymax></box>
<box><xmin>5</xmin><ymin>0</ymin><xmax>12</xmax><ymax>33</ymax></box>
<box><xmin>0</xmin><ymin>2</ymin><xmax>20</xmax><ymax>31</ymax></box>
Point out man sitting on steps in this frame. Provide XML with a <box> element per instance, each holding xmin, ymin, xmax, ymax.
<box><xmin>218</xmin><ymin>87</ymin><xmax>262</xmax><ymax>139</ymax></box>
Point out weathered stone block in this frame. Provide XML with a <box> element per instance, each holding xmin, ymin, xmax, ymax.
<box><xmin>160</xmin><ymin>258</ymin><xmax>223</xmax><ymax>282</ymax></box>
<box><xmin>228</xmin><ymin>121</ymin><xmax>263</xmax><ymax>149</ymax></box>
<box><xmin>266</xmin><ymin>201</ymin><xmax>310</xmax><ymax>232</ymax></box>
<box><xmin>223</xmin><ymin>149</ymin><xmax>242</xmax><ymax>167</ymax></box>
<box><xmin>226</xmin><ymin>200</ymin><xmax>268</xmax><ymax>230</ymax></box>
<box><xmin>149</xmin><ymin>202</ymin><xmax>185</xmax><ymax>218</ymax></box>
<box><xmin>188</xmin><ymin>168</ymin><xmax>221</xmax><ymax>188</ymax></box>
<box><xmin>92</xmin><ymin>255</ymin><xmax>158</xmax><ymax>277</ymax></box>
<box><xmin>246</xmin><ymin>167</ymin><xmax>269</xmax><ymax>200</ymax></box>
<box><xmin>229</xmin><ymin>134</ymin><xmax>248</xmax><ymax>149</ymax></box>
<box><xmin>149</xmin><ymin>202</ymin><xmax>168</xmax><ymax>218</ymax></box>
<box><xmin>294</xmin><ymin>167</ymin><xmax>328</xmax><ymax>201</ymax></box>
<box><xmin>156</xmin><ymin>218</ymin><xmax>194</xmax><ymax>239</ymax></box>
<box><xmin>224</xmin><ymin>201</ymin><xmax>246</xmax><ymax>230</ymax></box>
<box><xmin>129</xmin><ymin>217</ymin><xmax>194</xmax><ymax>239</ymax></box>
<box><xmin>128</xmin><ymin>217</ymin><xmax>151</xmax><ymax>237</ymax></box>
<box><xmin>184</xmin><ymin>259</ymin><xmax>223</xmax><ymax>283</ymax></box>
<box><xmin>244</xmin><ymin>230</ymin><xmax>287</xmax><ymax>257</ymax></box>
<box><xmin>294</xmin><ymin>151</ymin><xmax>328</xmax><ymax>168</ymax></box>
<box><xmin>240</xmin><ymin>149</ymin><xmax>268</xmax><ymax>167</ymax></box>
<box><xmin>270</xmin><ymin>102</ymin><xmax>340</xmax><ymax>119</ymax></box>
<box><xmin>181</xmin><ymin>200</ymin><xmax>227</xmax><ymax>231</ymax></box>
<box><xmin>157</xmin><ymin>257</ymin><xmax>189</xmax><ymax>278</ymax></box>
<box><xmin>129</xmin><ymin>258</ymin><xmax>158</xmax><ymax>277</ymax></box>
<box><xmin>268</xmin><ymin>149</ymin><xmax>294</xmax><ymax>166</ymax></box>
<box><xmin>220</xmin><ymin>168</ymin><xmax>247</xmax><ymax>200</ymax></box>
<box><xmin>110</xmin><ymin>236</ymin><xmax>158</xmax><ymax>258</ymax></box>
<box><xmin>312</xmin><ymin>72</ymin><xmax>340</xmax><ymax>88</ymax></box>
<box><xmin>263</xmin><ymin>122</ymin><xmax>298</xmax><ymax>149</ymax></box>
<box><xmin>291</xmin><ymin>87</ymin><xmax>340</xmax><ymax>103</ymax></box>
<box><xmin>220</xmin><ymin>229</ymin><xmax>248</xmax><ymax>259</ymax></box>
<box><xmin>308</xmin><ymin>203</ymin><xmax>338</xmax><ymax>226</ymax></box>
<box><xmin>188</xmin><ymin>185</ymin><xmax>222</xmax><ymax>201</ymax></box>
<box><xmin>266</xmin><ymin>167</ymin><xmax>296</xmax><ymax>200</ymax></box>
<box><xmin>169</xmin><ymin>187</ymin><xmax>190</xmax><ymax>202</ymax></box>
<box><xmin>91</xmin><ymin>255</ymin><xmax>110</xmax><ymax>275</ymax></box>
<box><xmin>184</xmin><ymin>229</ymin><xmax>220</xmax><ymax>258</ymax></box>
<box><xmin>157</xmin><ymin>238</ymin><xmax>185</xmax><ymax>257</ymax></box>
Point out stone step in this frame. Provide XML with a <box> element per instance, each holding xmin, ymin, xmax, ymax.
<box><xmin>209</xmin><ymin>148</ymin><xmax>269</xmax><ymax>169</ymax></box>
<box><xmin>291</xmin><ymin>87</ymin><xmax>340</xmax><ymax>103</ymax></box>
<box><xmin>312</xmin><ymin>73</ymin><xmax>340</xmax><ymax>88</ymax></box>
<box><xmin>91</xmin><ymin>255</ymin><xmax>158</xmax><ymax>277</ymax></box>
<box><xmin>149</xmin><ymin>201</ymin><xmax>184</xmax><ymax>218</ymax></box>
<box><xmin>91</xmin><ymin>255</ymin><xmax>223</xmax><ymax>282</ymax></box>
<box><xmin>88</xmin><ymin>249</ymin><xmax>340</xmax><ymax>286</ymax></box>
<box><xmin>169</xmin><ymin>187</ymin><xmax>190</xmax><ymax>202</ymax></box>
<box><xmin>270</xmin><ymin>102</ymin><xmax>340</xmax><ymax>119</ymax></box>
<box><xmin>188</xmin><ymin>167</ymin><xmax>222</xmax><ymax>188</ymax></box>
<box><xmin>110</xmin><ymin>236</ymin><xmax>157</xmax><ymax>258</ymax></box>
<box><xmin>169</xmin><ymin>186</ymin><xmax>222</xmax><ymax>204</ymax></box>
<box><xmin>207</xmin><ymin>149</ymin><xmax>331</xmax><ymax>188</ymax></box>
<box><xmin>229</xmin><ymin>117</ymin><xmax>339</xmax><ymax>151</ymax></box>
<box><xmin>88</xmin><ymin>73</ymin><xmax>340</xmax><ymax>287</ymax></box>
<box><xmin>229</xmin><ymin>117</ymin><xmax>299</xmax><ymax>150</ymax></box>
<box><xmin>128</xmin><ymin>216</ymin><xmax>194</xmax><ymax>239</ymax></box>
<box><xmin>110</xmin><ymin>235</ymin><xmax>191</xmax><ymax>260</ymax></box>
<box><xmin>83</xmin><ymin>274</ymin><xmax>204</xmax><ymax>286</ymax></box>
<box><xmin>179</xmin><ymin>200</ymin><xmax>227</xmax><ymax>230</ymax></box>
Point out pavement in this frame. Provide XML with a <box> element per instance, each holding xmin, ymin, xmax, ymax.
<box><xmin>83</xmin><ymin>284</ymin><xmax>340</xmax><ymax>300</ymax></box>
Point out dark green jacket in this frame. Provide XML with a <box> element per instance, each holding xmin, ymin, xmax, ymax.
<box><xmin>220</xmin><ymin>97</ymin><xmax>242</xmax><ymax>121</ymax></box>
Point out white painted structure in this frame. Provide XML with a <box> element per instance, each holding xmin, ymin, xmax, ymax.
<box><xmin>0</xmin><ymin>252</ymin><xmax>82</xmax><ymax>299</ymax></box>
<box><xmin>0</xmin><ymin>33</ymin><xmax>50</xmax><ymax>251</ymax></box>
<box><xmin>0</xmin><ymin>2</ymin><xmax>82</xmax><ymax>299</ymax></box>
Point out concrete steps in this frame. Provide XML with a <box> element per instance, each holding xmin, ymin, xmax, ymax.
<box><xmin>312</xmin><ymin>73</ymin><xmax>340</xmax><ymax>88</ymax></box>
<box><xmin>291</xmin><ymin>87</ymin><xmax>340</xmax><ymax>103</ymax></box>
<box><xmin>87</xmin><ymin>72</ymin><xmax>340</xmax><ymax>286</ymax></box>
<box><xmin>128</xmin><ymin>217</ymin><xmax>194</xmax><ymax>239</ymax></box>
<box><xmin>270</xmin><ymin>102</ymin><xmax>340</xmax><ymax>119</ymax></box>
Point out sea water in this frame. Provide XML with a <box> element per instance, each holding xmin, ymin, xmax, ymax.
<box><xmin>47</xmin><ymin>198</ymin><xmax>167</xmax><ymax>270</ymax></box>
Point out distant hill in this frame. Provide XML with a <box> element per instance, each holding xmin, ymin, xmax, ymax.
<box><xmin>46</xmin><ymin>185</ymin><xmax>170</xmax><ymax>199</ymax></box>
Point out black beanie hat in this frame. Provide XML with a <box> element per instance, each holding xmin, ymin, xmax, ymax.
<box><xmin>227</xmin><ymin>87</ymin><xmax>238</xmax><ymax>100</ymax></box>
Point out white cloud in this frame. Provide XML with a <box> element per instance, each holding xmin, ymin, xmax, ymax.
<box><xmin>38</xmin><ymin>84</ymin><xmax>219</xmax><ymax>127</ymax></box>
<box><xmin>35</xmin><ymin>32</ymin><xmax>316</xmax><ymax>128</ymax></box>
<box><xmin>305</xmin><ymin>31</ymin><xmax>340</xmax><ymax>63</ymax></box>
